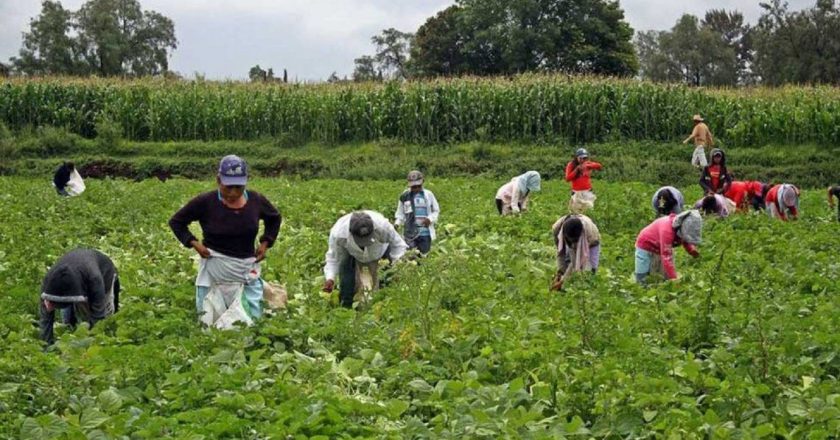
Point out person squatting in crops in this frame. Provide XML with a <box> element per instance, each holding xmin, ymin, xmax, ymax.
<box><xmin>694</xmin><ymin>193</ymin><xmax>736</xmax><ymax>218</ymax></box>
<box><xmin>764</xmin><ymin>183</ymin><xmax>800</xmax><ymax>221</ymax></box>
<box><xmin>828</xmin><ymin>186</ymin><xmax>840</xmax><ymax>221</ymax></box>
<box><xmin>394</xmin><ymin>170</ymin><xmax>440</xmax><ymax>255</ymax></box>
<box><xmin>652</xmin><ymin>186</ymin><xmax>685</xmax><ymax>217</ymax></box>
<box><xmin>550</xmin><ymin>214</ymin><xmax>601</xmax><ymax>291</ymax></box>
<box><xmin>725</xmin><ymin>180</ymin><xmax>766</xmax><ymax>212</ymax></box>
<box><xmin>565</xmin><ymin>148</ymin><xmax>603</xmax><ymax>213</ymax></box>
<box><xmin>39</xmin><ymin>248</ymin><xmax>120</xmax><ymax>344</ymax></box>
<box><xmin>323</xmin><ymin>211</ymin><xmax>407</xmax><ymax>308</ymax></box>
<box><xmin>53</xmin><ymin>161</ymin><xmax>75</xmax><ymax>196</ymax></box>
<box><xmin>684</xmin><ymin>114</ymin><xmax>714</xmax><ymax>168</ymax></box>
<box><xmin>169</xmin><ymin>155</ymin><xmax>281</xmax><ymax>325</ymax></box>
<box><xmin>495</xmin><ymin>171</ymin><xmax>541</xmax><ymax>215</ymax></box>
<box><xmin>634</xmin><ymin>210</ymin><xmax>703</xmax><ymax>284</ymax></box>
<box><xmin>699</xmin><ymin>148</ymin><xmax>732</xmax><ymax>196</ymax></box>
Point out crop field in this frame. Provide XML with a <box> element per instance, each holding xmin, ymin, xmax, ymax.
<box><xmin>1</xmin><ymin>176</ymin><xmax>839</xmax><ymax>438</ymax></box>
<box><xmin>3</xmin><ymin>76</ymin><xmax>840</xmax><ymax>146</ymax></box>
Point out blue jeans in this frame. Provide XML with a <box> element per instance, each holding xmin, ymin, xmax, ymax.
<box><xmin>196</xmin><ymin>278</ymin><xmax>264</xmax><ymax>319</ymax></box>
<box><xmin>634</xmin><ymin>247</ymin><xmax>653</xmax><ymax>284</ymax></box>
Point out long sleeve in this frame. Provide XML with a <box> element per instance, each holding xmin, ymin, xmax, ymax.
<box><xmin>259</xmin><ymin>195</ymin><xmax>282</xmax><ymax>247</ymax></box>
<box><xmin>511</xmin><ymin>187</ymin><xmax>522</xmax><ymax>213</ymax></box>
<box><xmin>658</xmin><ymin>226</ymin><xmax>677</xmax><ymax>280</ymax></box>
<box><xmin>427</xmin><ymin>192</ymin><xmax>440</xmax><ymax>224</ymax></box>
<box><xmin>699</xmin><ymin>169</ymin><xmax>712</xmax><ymax>194</ymax></box>
<box><xmin>324</xmin><ymin>234</ymin><xmax>347</xmax><ymax>281</ymax></box>
<box><xmin>169</xmin><ymin>196</ymin><xmax>203</xmax><ymax>248</ymax></box>
<box><xmin>86</xmin><ymin>275</ymin><xmax>108</xmax><ymax>322</ymax></box>
<box><xmin>586</xmin><ymin>162</ymin><xmax>603</xmax><ymax>171</ymax></box>
<box><xmin>39</xmin><ymin>300</ymin><xmax>56</xmax><ymax>344</ymax></box>
<box><xmin>395</xmin><ymin>198</ymin><xmax>406</xmax><ymax>226</ymax></box>
<box><xmin>385</xmin><ymin>224</ymin><xmax>408</xmax><ymax>261</ymax></box>
<box><xmin>565</xmin><ymin>162</ymin><xmax>578</xmax><ymax>182</ymax></box>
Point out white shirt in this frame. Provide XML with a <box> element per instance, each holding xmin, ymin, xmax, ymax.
<box><xmin>324</xmin><ymin>210</ymin><xmax>407</xmax><ymax>281</ymax></box>
<box><xmin>394</xmin><ymin>189</ymin><xmax>440</xmax><ymax>240</ymax></box>
<box><xmin>495</xmin><ymin>179</ymin><xmax>529</xmax><ymax>213</ymax></box>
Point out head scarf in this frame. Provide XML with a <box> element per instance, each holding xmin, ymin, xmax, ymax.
<box><xmin>516</xmin><ymin>171</ymin><xmax>541</xmax><ymax>194</ymax></box>
<box><xmin>673</xmin><ymin>210</ymin><xmax>703</xmax><ymax>245</ymax></box>
<box><xmin>779</xmin><ymin>184</ymin><xmax>798</xmax><ymax>208</ymax></box>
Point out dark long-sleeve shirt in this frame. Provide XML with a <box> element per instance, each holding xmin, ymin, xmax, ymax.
<box><xmin>168</xmin><ymin>190</ymin><xmax>281</xmax><ymax>259</ymax></box>
<box><xmin>53</xmin><ymin>164</ymin><xmax>73</xmax><ymax>190</ymax></box>
<box><xmin>40</xmin><ymin>249</ymin><xmax>119</xmax><ymax>344</ymax></box>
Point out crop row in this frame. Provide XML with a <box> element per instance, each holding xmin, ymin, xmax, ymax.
<box><xmin>2</xmin><ymin>75</ymin><xmax>840</xmax><ymax>146</ymax></box>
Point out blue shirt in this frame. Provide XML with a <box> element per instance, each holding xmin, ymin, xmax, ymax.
<box><xmin>413</xmin><ymin>191</ymin><xmax>431</xmax><ymax>237</ymax></box>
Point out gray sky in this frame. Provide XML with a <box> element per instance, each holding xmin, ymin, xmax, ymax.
<box><xmin>0</xmin><ymin>0</ymin><xmax>815</xmax><ymax>81</ymax></box>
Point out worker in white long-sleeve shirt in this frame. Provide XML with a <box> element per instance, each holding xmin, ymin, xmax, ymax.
<box><xmin>323</xmin><ymin>211</ymin><xmax>407</xmax><ymax>308</ymax></box>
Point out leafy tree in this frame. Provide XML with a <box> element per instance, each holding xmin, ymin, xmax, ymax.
<box><xmin>410</xmin><ymin>6</ymin><xmax>468</xmax><ymax>77</ymax></box>
<box><xmin>636</xmin><ymin>14</ymin><xmax>739</xmax><ymax>86</ymax></box>
<box><xmin>752</xmin><ymin>0</ymin><xmax>840</xmax><ymax>85</ymax></box>
<box><xmin>703</xmin><ymin>9</ymin><xmax>753</xmax><ymax>84</ymax></box>
<box><xmin>372</xmin><ymin>28</ymin><xmax>414</xmax><ymax>79</ymax></box>
<box><xmin>10</xmin><ymin>1</ymin><xmax>83</xmax><ymax>76</ymax></box>
<box><xmin>455</xmin><ymin>0</ymin><xmax>638</xmax><ymax>76</ymax></box>
<box><xmin>352</xmin><ymin>55</ymin><xmax>379</xmax><ymax>82</ymax></box>
<box><xmin>249</xmin><ymin>64</ymin><xmax>268</xmax><ymax>82</ymax></box>
<box><xmin>10</xmin><ymin>0</ymin><xmax>176</xmax><ymax>77</ymax></box>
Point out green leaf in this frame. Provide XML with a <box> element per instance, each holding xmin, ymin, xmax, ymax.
<box><xmin>80</xmin><ymin>409</ymin><xmax>109</xmax><ymax>430</ymax></box>
<box><xmin>20</xmin><ymin>414</ymin><xmax>68</xmax><ymax>440</ymax></box>
<box><xmin>98</xmin><ymin>388</ymin><xmax>123</xmax><ymax>413</ymax></box>
<box><xmin>754</xmin><ymin>423</ymin><xmax>774</xmax><ymax>438</ymax></box>
<box><xmin>787</xmin><ymin>399</ymin><xmax>808</xmax><ymax>417</ymax></box>
<box><xmin>385</xmin><ymin>399</ymin><xmax>410</xmax><ymax>418</ymax></box>
<box><xmin>643</xmin><ymin>410</ymin><xmax>658</xmax><ymax>422</ymax></box>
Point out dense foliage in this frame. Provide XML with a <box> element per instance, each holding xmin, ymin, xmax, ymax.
<box><xmin>1</xmin><ymin>177</ymin><xmax>838</xmax><ymax>438</ymax></box>
<box><xmin>3</xmin><ymin>76</ymin><xmax>840</xmax><ymax>146</ymax></box>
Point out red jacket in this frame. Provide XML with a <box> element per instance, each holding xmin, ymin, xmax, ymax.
<box><xmin>635</xmin><ymin>214</ymin><xmax>698</xmax><ymax>279</ymax></box>
<box><xmin>565</xmin><ymin>161</ymin><xmax>603</xmax><ymax>192</ymax></box>
<box><xmin>725</xmin><ymin>181</ymin><xmax>763</xmax><ymax>209</ymax></box>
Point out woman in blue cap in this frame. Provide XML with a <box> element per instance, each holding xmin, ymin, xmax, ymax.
<box><xmin>169</xmin><ymin>155</ymin><xmax>281</xmax><ymax>325</ymax></box>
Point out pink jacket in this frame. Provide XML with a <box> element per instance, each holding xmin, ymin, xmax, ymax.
<box><xmin>635</xmin><ymin>214</ymin><xmax>698</xmax><ymax>279</ymax></box>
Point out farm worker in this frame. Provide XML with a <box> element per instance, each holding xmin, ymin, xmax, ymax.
<box><xmin>39</xmin><ymin>249</ymin><xmax>120</xmax><ymax>344</ymax></box>
<box><xmin>550</xmin><ymin>214</ymin><xmax>601</xmax><ymax>291</ymax></box>
<box><xmin>565</xmin><ymin>148</ymin><xmax>603</xmax><ymax>213</ymax></box>
<box><xmin>652</xmin><ymin>186</ymin><xmax>684</xmax><ymax>217</ymax></box>
<box><xmin>829</xmin><ymin>186</ymin><xmax>840</xmax><ymax>221</ymax></box>
<box><xmin>765</xmin><ymin>183</ymin><xmax>800</xmax><ymax>221</ymax></box>
<box><xmin>394</xmin><ymin>170</ymin><xmax>440</xmax><ymax>255</ymax></box>
<box><xmin>53</xmin><ymin>161</ymin><xmax>85</xmax><ymax>196</ymax></box>
<box><xmin>495</xmin><ymin>171</ymin><xmax>541</xmax><ymax>215</ymax></box>
<box><xmin>634</xmin><ymin>210</ymin><xmax>703</xmax><ymax>284</ymax></box>
<box><xmin>694</xmin><ymin>194</ymin><xmax>736</xmax><ymax>218</ymax></box>
<box><xmin>683</xmin><ymin>114</ymin><xmax>714</xmax><ymax>168</ymax></box>
<box><xmin>323</xmin><ymin>211</ymin><xmax>408</xmax><ymax>308</ymax></box>
<box><xmin>699</xmin><ymin>148</ymin><xmax>732</xmax><ymax>195</ymax></box>
<box><xmin>725</xmin><ymin>180</ymin><xmax>765</xmax><ymax>212</ymax></box>
<box><xmin>169</xmin><ymin>155</ymin><xmax>281</xmax><ymax>325</ymax></box>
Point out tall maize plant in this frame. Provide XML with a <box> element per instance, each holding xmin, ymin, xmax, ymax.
<box><xmin>1</xmin><ymin>75</ymin><xmax>840</xmax><ymax>146</ymax></box>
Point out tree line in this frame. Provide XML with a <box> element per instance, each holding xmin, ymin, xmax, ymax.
<box><xmin>4</xmin><ymin>0</ymin><xmax>840</xmax><ymax>87</ymax></box>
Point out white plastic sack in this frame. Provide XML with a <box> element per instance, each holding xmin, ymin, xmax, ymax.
<box><xmin>263</xmin><ymin>281</ymin><xmax>288</xmax><ymax>309</ymax></box>
<box><xmin>569</xmin><ymin>190</ymin><xmax>596</xmax><ymax>214</ymax></box>
<box><xmin>65</xmin><ymin>169</ymin><xmax>86</xmax><ymax>196</ymax></box>
<box><xmin>201</xmin><ymin>282</ymin><xmax>253</xmax><ymax>329</ymax></box>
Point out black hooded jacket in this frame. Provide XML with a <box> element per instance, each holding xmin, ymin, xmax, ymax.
<box><xmin>39</xmin><ymin>249</ymin><xmax>120</xmax><ymax>344</ymax></box>
<box><xmin>700</xmin><ymin>148</ymin><xmax>732</xmax><ymax>194</ymax></box>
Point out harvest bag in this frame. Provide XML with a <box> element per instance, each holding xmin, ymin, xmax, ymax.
<box><xmin>196</xmin><ymin>250</ymin><xmax>260</xmax><ymax>329</ymax></box>
<box><xmin>66</xmin><ymin>169</ymin><xmax>86</xmax><ymax>196</ymax></box>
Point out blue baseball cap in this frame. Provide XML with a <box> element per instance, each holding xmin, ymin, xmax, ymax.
<box><xmin>218</xmin><ymin>155</ymin><xmax>248</xmax><ymax>186</ymax></box>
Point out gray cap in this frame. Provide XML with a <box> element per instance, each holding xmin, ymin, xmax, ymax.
<box><xmin>349</xmin><ymin>212</ymin><xmax>375</xmax><ymax>247</ymax></box>
<box><xmin>407</xmin><ymin>170</ymin><xmax>424</xmax><ymax>186</ymax></box>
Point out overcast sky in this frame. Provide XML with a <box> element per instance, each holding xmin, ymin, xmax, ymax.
<box><xmin>0</xmin><ymin>0</ymin><xmax>815</xmax><ymax>81</ymax></box>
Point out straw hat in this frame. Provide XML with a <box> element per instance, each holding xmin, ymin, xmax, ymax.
<box><xmin>692</xmin><ymin>114</ymin><xmax>704</xmax><ymax>122</ymax></box>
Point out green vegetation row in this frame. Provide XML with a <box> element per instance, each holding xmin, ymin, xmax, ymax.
<box><xmin>2</xmin><ymin>127</ymin><xmax>838</xmax><ymax>188</ymax></box>
<box><xmin>3</xmin><ymin>75</ymin><xmax>840</xmax><ymax>146</ymax></box>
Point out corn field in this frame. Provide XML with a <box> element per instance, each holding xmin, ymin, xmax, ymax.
<box><xmin>2</xmin><ymin>75</ymin><xmax>840</xmax><ymax>146</ymax></box>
